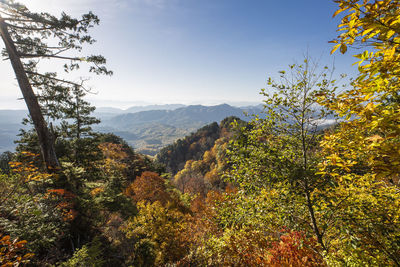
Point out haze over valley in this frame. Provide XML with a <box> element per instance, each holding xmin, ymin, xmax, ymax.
<box><xmin>0</xmin><ymin>103</ymin><xmax>262</xmax><ymax>155</ymax></box>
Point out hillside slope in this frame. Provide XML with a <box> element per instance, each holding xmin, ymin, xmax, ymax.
<box><xmin>97</xmin><ymin>104</ymin><xmax>260</xmax><ymax>155</ymax></box>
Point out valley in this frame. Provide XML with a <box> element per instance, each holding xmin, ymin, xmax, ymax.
<box><xmin>0</xmin><ymin>103</ymin><xmax>262</xmax><ymax>155</ymax></box>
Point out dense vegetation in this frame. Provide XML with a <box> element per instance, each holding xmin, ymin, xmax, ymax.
<box><xmin>1</xmin><ymin>0</ymin><xmax>400</xmax><ymax>266</ymax></box>
<box><xmin>155</xmin><ymin>116</ymin><xmax>243</xmax><ymax>175</ymax></box>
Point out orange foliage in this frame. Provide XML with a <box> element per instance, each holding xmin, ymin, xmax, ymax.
<box><xmin>9</xmin><ymin>152</ymin><xmax>53</xmax><ymax>182</ymax></box>
<box><xmin>90</xmin><ymin>187</ymin><xmax>105</xmax><ymax>196</ymax></box>
<box><xmin>45</xmin><ymin>189</ymin><xmax>77</xmax><ymax>221</ymax></box>
<box><xmin>125</xmin><ymin>171</ymin><xmax>171</xmax><ymax>204</ymax></box>
<box><xmin>185</xmin><ymin>192</ymin><xmax>223</xmax><ymax>245</ymax></box>
<box><xmin>267</xmin><ymin>230</ymin><xmax>325</xmax><ymax>267</ymax></box>
<box><xmin>0</xmin><ymin>234</ymin><xmax>33</xmax><ymax>266</ymax></box>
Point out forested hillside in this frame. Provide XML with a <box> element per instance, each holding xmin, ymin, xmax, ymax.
<box><xmin>97</xmin><ymin>104</ymin><xmax>260</xmax><ymax>155</ymax></box>
<box><xmin>1</xmin><ymin>0</ymin><xmax>400</xmax><ymax>266</ymax></box>
<box><xmin>155</xmin><ymin>116</ymin><xmax>244</xmax><ymax>174</ymax></box>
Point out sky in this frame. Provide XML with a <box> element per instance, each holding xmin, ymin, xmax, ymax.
<box><xmin>0</xmin><ymin>0</ymin><xmax>358</xmax><ymax>109</ymax></box>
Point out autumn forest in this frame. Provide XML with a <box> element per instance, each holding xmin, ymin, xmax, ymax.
<box><xmin>1</xmin><ymin>0</ymin><xmax>400</xmax><ymax>266</ymax></box>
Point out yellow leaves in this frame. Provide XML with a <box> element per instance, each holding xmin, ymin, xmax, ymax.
<box><xmin>8</xmin><ymin>161</ymin><xmax>22</xmax><ymax>168</ymax></box>
<box><xmin>386</xmin><ymin>30</ymin><xmax>396</xmax><ymax>40</ymax></box>
<box><xmin>384</xmin><ymin>46</ymin><xmax>396</xmax><ymax>60</ymax></box>
<box><xmin>327</xmin><ymin>154</ymin><xmax>340</xmax><ymax>165</ymax></box>
<box><xmin>332</xmin><ymin>7</ymin><xmax>347</xmax><ymax>18</ymax></box>
<box><xmin>317</xmin><ymin>1</ymin><xmax>400</xmax><ymax>263</ymax></box>
<box><xmin>366</xmin><ymin>134</ymin><xmax>384</xmax><ymax>143</ymax></box>
<box><xmin>361</xmin><ymin>27</ymin><xmax>375</xmax><ymax>38</ymax></box>
<box><xmin>331</xmin><ymin>43</ymin><xmax>347</xmax><ymax>54</ymax></box>
<box><xmin>97</xmin><ymin>142</ymin><xmax>128</xmax><ymax>176</ymax></box>
<box><xmin>9</xmin><ymin>157</ymin><xmax>53</xmax><ymax>183</ymax></box>
<box><xmin>362</xmin><ymin>92</ymin><xmax>374</xmax><ymax>101</ymax></box>
<box><xmin>359</xmin><ymin>101</ymin><xmax>379</xmax><ymax>120</ymax></box>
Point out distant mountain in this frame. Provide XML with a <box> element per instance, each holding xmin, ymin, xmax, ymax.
<box><xmin>95</xmin><ymin>107</ymin><xmax>124</xmax><ymax>113</ymax></box>
<box><xmin>0</xmin><ymin>110</ymin><xmax>28</xmax><ymax>152</ymax></box>
<box><xmin>0</xmin><ymin>104</ymin><xmax>263</xmax><ymax>155</ymax></box>
<box><xmin>95</xmin><ymin>104</ymin><xmax>185</xmax><ymax>115</ymax></box>
<box><xmin>102</xmin><ymin>104</ymin><xmax>256</xmax><ymax>128</ymax></box>
<box><xmin>96</xmin><ymin>104</ymin><xmax>262</xmax><ymax>155</ymax></box>
<box><xmin>125</xmin><ymin>104</ymin><xmax>186</xmax><ymax>113</ymax></box>
<box><xmin>94</xmin><ymin>104</ymin><xmax>187</xmax><ymax>121</ymax></box>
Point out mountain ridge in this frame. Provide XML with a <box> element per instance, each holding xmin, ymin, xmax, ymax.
<box><xmin>0</xmin><ymin>103</ymin><xmax>263</xmax><ymax>155</ymax></box>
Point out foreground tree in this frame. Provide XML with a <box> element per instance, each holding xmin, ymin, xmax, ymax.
<box><xmin>226</xmin><ymin>57</ymin><xmax>339</xmax><ymax>251</ymax></box>
<box><xmin>316</xmin><ymin>0</ymin><xmax>400</xmax><ymax>264</ymax></box>
<box><xmin>0</xmin><ymin>1</ymin><xmax>111</xmax><ymax>170</ymax></box>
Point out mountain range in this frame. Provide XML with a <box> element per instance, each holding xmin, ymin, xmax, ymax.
<box><xmin>95</xmin><ymin>104</ymin><xmax>262</xmax><ymax>155</ymax></box>
<box><xmin>0</xmin><ymin>104</ymin><xmax>262</xmax><ymax>155</ymax></box>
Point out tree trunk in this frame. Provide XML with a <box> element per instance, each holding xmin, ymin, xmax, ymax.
<box><xmin>0</xmin><ymin>18</ymin><xmax>60</xmax><ymax>171</ymax></box>
<box><xmin>305</xmin><ymin>188</ymin><xmax>326</xmax><ymax>251</ymax></box>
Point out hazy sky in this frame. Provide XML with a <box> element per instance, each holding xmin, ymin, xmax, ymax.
<box><xmin>0</xmin><ymin>0</ymin><xmax>357</xmax><ymax>109</ymax></box>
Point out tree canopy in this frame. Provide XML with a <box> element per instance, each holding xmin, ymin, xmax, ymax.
<box><xmin>0</xmin><ymin>0</ymin><xmax>111</xmax><ymax>170</ymax></box>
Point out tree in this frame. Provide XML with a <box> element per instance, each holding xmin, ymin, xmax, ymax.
<box><xmin>315</xmin><ymin>0</ymin><xmax>400</xmax><ymax>264</ymax></box>
<box><xmin>226</xmin><ymin>57</ymin><xmax>339</xmax><ymax>250</ymax></box>
<box><xmin>124</xmin><ymin>201</ymin><xmax>189</xmax><ymax>266</ymax></box>
<box><xmin>325</xmin><ymin>0</ymin><xmax>400</xmax><ymax>183</ymax></box>
<box><xmin>0</xmin><ymin>151</ymin><xmax>13</xmax><ymax>173</ymax></box>
<box><xmin>61</xmin><ymin>81</ymin><xmax>101</xmax><ymax>165</ymax></box>
<box><xmin>0</xmin><ymin>1</ymin><xmax>111</xmax><ymax>171</ymax></box>
<box><xmin>125</xmin><ymin>171</ymin><xmax>172</xmax><ymax>205</ymax></box>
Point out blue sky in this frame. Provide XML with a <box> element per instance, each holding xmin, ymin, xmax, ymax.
<box><xmin>0</xmin><ymin>0</ymin><xmax>358</xmax><ymax>109</ymax></box>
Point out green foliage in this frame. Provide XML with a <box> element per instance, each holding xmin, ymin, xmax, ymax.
<box><xmin>0</xmin><ymin>0</ymin><xmax>112</xmax><ymax>170</ymax></box>
<box><xmin>0</xmin><ymin>169</ymin><xmax>68</xmax><ymax>264</ymax></box>
<box><xmin>0</xmin><ymin>151</ymin><xmax>13</xmax><ymax>174</ymax></box>
<box><xmin>59</xmin><ymin>237</ymin><xmax>105</xmax><ymax>267</ymax></box>
<box><xmin>156</xmin><ymin>117</ymin><xmax>244</xmax><ymax>177</ymax></box>
<box><xmin>225</xmin><ymin>59</ymin><xmax>340</xmax><ymax>253</ymax></box>
<box><xmin>3</xmin><ymin>1</ymin><xmax>400</xmax><ymax>266</ymax></box>
<box><xmin>156</xmin><ymin>122</ymin><xmax>222</xmax><ymax>174</ymax></box>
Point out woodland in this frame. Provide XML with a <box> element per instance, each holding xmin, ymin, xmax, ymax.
<box><xmin>1</xmin><ymin>0</ymin><xmax>400</xmax><ymax>266</ymax></box>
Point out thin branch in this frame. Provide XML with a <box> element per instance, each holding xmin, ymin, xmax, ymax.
<box><xmin>26</xmin><ymin>70</ymin><xmax>84</xmax><ymax>88</ymax></box>
<box><xmin>2</xmin><ymin>18</ymin><xmax>34</xmax><ymax>22</ymax></box>
<box><xmin>19</xmin><ymin>53</ymin><xmax>81</xmax><ymax>61</ymax></box>
<box><xmin>6</xmin><ymin>22</ymin><xmax>57</xmax><ymax>31</ymax></box>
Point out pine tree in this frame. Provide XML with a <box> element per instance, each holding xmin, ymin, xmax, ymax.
<box><xmin>62</xmin><ymin>82</ymin><xmax>101</xmax><ymax>165</ymax></box>
<box><xmin>0</xmin><ymin>0</ymin><xmax>111</xmax><ymax>170</ymax></box>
